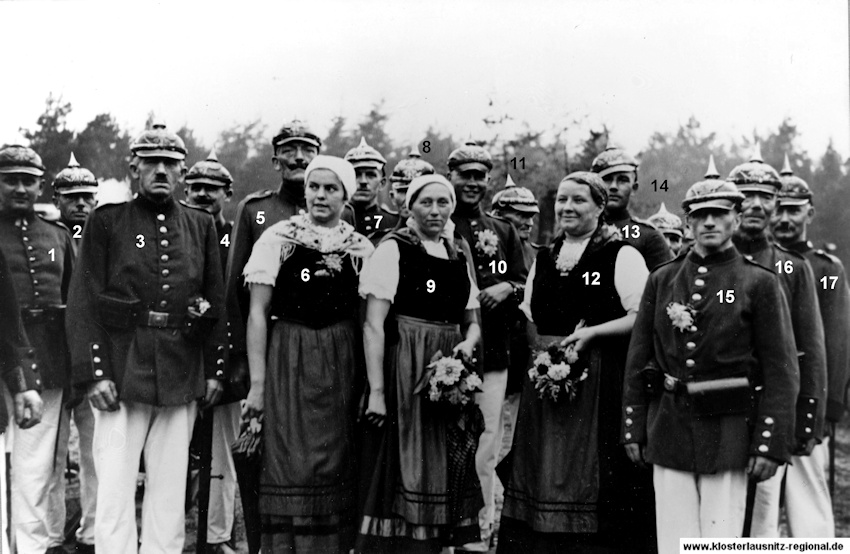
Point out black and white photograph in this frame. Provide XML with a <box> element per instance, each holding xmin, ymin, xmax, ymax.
<box><xmin>0</xmin><ymin>0</ymin><xmax>849</xmax><ymax>552</ymax></box>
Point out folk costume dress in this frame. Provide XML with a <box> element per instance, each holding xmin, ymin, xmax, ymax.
<box><xmin>242</xmin><ymin>214</ymin><xmax>373</xmax><ymax>553</ymax></box>
<box><xmin>498</xmin><ymin>224</ymin><xmax>653</xmax><ymax>554</ymax></box>
<box><xmin>356</xmin><ymin>222</ymin><xmax>484</xmax><ymax>553</ymax></box>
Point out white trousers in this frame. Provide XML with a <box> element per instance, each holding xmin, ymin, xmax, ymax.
<box><xmin>207</xmin><ymin>402</ymin><xmax>240</xmax><ymax>544</ymax></box>
<box><xmin>474</xmin><ymin>368</ymin><xmax>508</xmax><ymax>531</ymax></box>
<box><xmin>93</xmin><ymin>400</ymin><xmax>197</xmax><ymax>554</ymax></box>
<box><xmin>10</xmin><ymin>388</ymin><xmax>69</xmax><ymax>552</ymax></box>
<box><xmin>751</xmin><ymin>443</ymin><xmax>834</xmax><ymax>538</ymax></box>
<box><xmin>72</xmin><ymin>399</ymin><xmax>98</xmax><ymax>546</ymax></box>
<box><xmin>654</xmin><ymin>465</ymin><xmax>747</xmax><ymax>554</ymax></box>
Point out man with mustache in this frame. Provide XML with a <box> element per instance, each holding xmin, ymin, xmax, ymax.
<box><xmin>448</xmin><ymin>140</ymin><xmax>527</xmax><ymax>552</ymax></box>
<box><xmin>752</xmin><ymin>154</ymin><xmax>845</xmax><ymax>537</ymax></box>
<box><xmin>51</xmin><ymin>153</ymin><xmax>100</xmax><ymax>553</ymax></box>
<box><xmin>223</xmin><ymin>120</ymin><xmax>352</xmax><ymax>553</ymax></box>
<box><xmin>344</xmin><ymin>137</ymin><xmax>398</xmax><ymax>242</ymax></box>
<box><xmin>183</xmin><ymin>150</ymin><xmax>239</xmax><ymax>554</ymax></box>
<box><xmin>66</xmin><ymin>124</ymin><xmax>227</xmax><ymax>553</ymax></box>
<box><xmin>591</xmin><ymin>146</ymin><xmax>672</xmax><ymax>270</ymax></box>
<box><xmin>0</xmin><ymin>143</ymin><xmax>74</xmax><ymax>554</ymax></box>
<box><xmin>726</xmin><ymin>145</ymin><xmax>828</xmax><ymax>536</ymax></box>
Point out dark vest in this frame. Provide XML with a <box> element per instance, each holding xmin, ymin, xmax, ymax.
<box><xmin>270</xmin><ymin>245</ymin><xmax>359</xmax><ymax>328</ymax></box>
<box><xmin>531</xmin><ymin>237</ymin><xmax>626</xmax><ymax>336</ymax></box>
<box><xmin>393</xmin><ymin>237</ymin><xmax>471</xmax><ymax>325</ymax></box>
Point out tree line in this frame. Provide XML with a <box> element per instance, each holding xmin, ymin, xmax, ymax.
<box><xmin>20</xmin><ymin>94</ymin><xmax>850</xmax><ymax>263</ymax></box>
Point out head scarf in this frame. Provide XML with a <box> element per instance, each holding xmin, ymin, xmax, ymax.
<box><xmin>405</xmin><ymin>174</ymin><xmax>457</xmax><ymax>212</ymax></box>
<box><xmin>560</xmin><ymin>171</ymin><xmax>608</xmax><ymax>208</ymax></box>
<box><xmin>304</xmin><ymin>155</ymin><xmax>356</xmax><ymax>200</ymax></box>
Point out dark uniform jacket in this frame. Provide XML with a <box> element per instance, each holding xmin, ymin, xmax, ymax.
<box><xmin>0</xmin><ymin>249</ymin><xmax>42</xmax><ymax>432</ymax></box>
<box><xmin>66</xmin><ymin>195</ymin><xmax>227</xmax><ymax>406</ymax></box>
<box><xmin>787</xmin><ymin>240</ymin><xmax>850</xmax><ymax>422</ymax></box>
<box><xmin>353</xmin><ymin>202</ymin><xmax>398</xmax><ymax>243</ymax></box>
<box><xmin>734</xmin><ymin>235</ymin><xmax>827</xmax><ymax>442</ymax></box>
<box><xmin>0</xmin><ymin>212</ymin><xmax>73</xmax><ymax>390</ymax></box>
<box><xmin>608</xmin><ymin>212</ymin><xmax>672</xmax><ymax>271</ymax></box>
<box><xmin>623</xmin><ymin>247</ymin><xmax>799</xmax><ymax>472</ymax></box>
<box><xmin>224</xmin><ymin>186</ymin><xmax>355</xmax><ymax>357</ymax></box>
<box><xmin>452</xmin><ymin>206</ymin><xmax>528</xmax><ymax>372</ymax></box>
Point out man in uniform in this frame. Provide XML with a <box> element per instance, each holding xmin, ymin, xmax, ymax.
<box><xmin>370</xmin><ymin>146</ymin><xmax>435</xmax><ymax>243</ymax></box>
<box><xmin>344</xmin><ymin>137</ymin><xmax>398</xmax><ymax>240</ymax></box>
<box><xmin>448</xmin><ymin>140</ymin><xmax>527</xmax><ymax>551</ymax></box>
<box><xmin>183</xmin><ymin>149</ymin><xmax>239</xmax><ymax>554</ymax></box>
<box><xmin>591</xmin><ymin>146</ymin><xmax>672</xmax><ymax>270</ymax></box>
<box><xmin>488</xmin><ymin>173</ymin><xmax>540</xmax><ymax>446</ymax></box>
<box><xmin>224</xmin><ymin>120</ymin><xmax>345</xmax><ymax>553</ymax></box>
<box><xmin>647</xmin><ymin>202</ymin><xmax>684</xmax><ymax>257</ymax></box>
<box><xmin>0</xmin><ymin>143</ymin><xmax>74</xmax><ymax>554</ymax></box>
<box><xmin>51</xmin><ymin>153</ymin><xmax>100</xmax><ymax>553</ymax></box>
<box><xmin>66</xmin><ymin>124</ymin><xmax>227</xmax><ymax>553</ymax></box>
<box><xmin>622</xmin><ymin>173</ymin><xmax>799</xmax><ymax>553</ymax></box>
<box><xmin>754</xmin><ymin>154</ymin><xmax>847</xmax><ymax>537</ymax></box>
<box><xmin>0</xmin><ymin>248</ymin><xmax>45</xmax><ymax>554</ymax></box>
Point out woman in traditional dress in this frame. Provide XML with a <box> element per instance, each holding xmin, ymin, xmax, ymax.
<box><xmin>497</xmin><ymin>171</ymin><xmax>653</xmax><ymax>553</ymax></box>
<box><xmin>241</xmin><ymin>155</ymin><xmax>374</xmax><ymax>553</ymax></box>
<box><xmin>357</xmin><ymin>174</ymin><xmax>484</xmax><ymax>553</ymax></box>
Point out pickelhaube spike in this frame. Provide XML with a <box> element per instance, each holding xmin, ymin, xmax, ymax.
<box><xmin>750</xmin><ymin>141</ymin><xmax>763</xmax><ymax>163</ymax></box>
<box><xmin>358</xmin><ymin>137</ymin><xmax>368</xmax><ymax>148</ymax></box>
<box><xmin>781</xmin><ymin>153</ymin><xmax>793</xmax><ymax>176</ymax></box>
<box><xmin>409</xmin><ymin>145</ymin><xmax>421</xmax><ymax>158</ymax></box>
<box><xmin>504</xmin><ymin>174</ymin><xmax>517</xmax><ymax>189</ymax></box>
<box><xmin>705</xmin><ymin>155</ymin><xmax>720</xmax><ymax>179</ymax></box>
<box><xmin>207</xmin><ymin>148</ymin><xmax>218</xmax><ymax>163</ymax></box>
<box><xmin>67</xmin><ymin>152</ymin><xmax>80</xmax><ymax>168</ymax></box>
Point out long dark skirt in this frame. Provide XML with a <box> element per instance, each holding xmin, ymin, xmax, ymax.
<box><xmin>259</xmin><ymin>318</ymin><xmax>361</xmax><ymax>553</ymax></box>
<box><xmin>498</xmin><ymin>334</ymin><xmax>656</xmax><ymax>554</ymax></box>
<box><xmin>356</xmin><ymin>315</ymin><xmax>483</xmax><ymax>554</ymax></box>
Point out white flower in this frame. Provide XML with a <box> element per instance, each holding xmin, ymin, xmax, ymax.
<box><xmin>533</xmin><ymin>352</ymin><xmax>552</xmax><ymax>367</ymax></box>
<box><xmin>465</xmin><ymin>373</ymin><xmax>483</xmax><ymax>392</ymax></box>
<box><xmin>564</xmin><ymin>346</ymin><xmax>579</xmax><ymax>365</ymax></box>
<box><xmin>322</xmin><ymin>253</ymin><xmax>343</xmax><ymax>273</ymax></box>
<box><xmin>475</xmin><ymin>229</ymin><xmax>500</xmax><ymax>258</ymax></box>
<box><xmin>666</xmin><ymin>302</ymin><xmax>696</xmax><ymax>332</ymax></box>
<box><xmin>548</xmin><ymin>363</ymin><xmax>570</xmax><ymax>381</ymax></box>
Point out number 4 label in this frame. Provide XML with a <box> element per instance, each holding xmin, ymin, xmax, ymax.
<box><xmin>220</xmin><ymin>234</ymin><xmax>230</xmax><ymax>247</ymax></box>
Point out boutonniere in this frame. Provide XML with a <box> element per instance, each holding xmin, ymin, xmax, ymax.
<box><xmin>666</xmin><ymin>302</ymin><xmax>697</xmax><ymax>332</ymax></box>
<box><xmin>475</xmin><ymin>228</ymin><xmax>499</xmax><ymax>258</ymax></box>
<box><xmin>189</xmin><ymin>297</ymin><xmax>211</xmax><ymax>317</ymax></box>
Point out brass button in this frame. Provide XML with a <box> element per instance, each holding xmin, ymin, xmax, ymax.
<box><xmin>32</xmin><ymin>279</ymin><xmax>38</xmax><ymax>285</ymax></box>
<box><xmin>625</xmin><ymin>418</ymin><xmax>633</xmax><ymax>426</ymax></box>
<box><xmin>160</xmin><ymin>240</ymin><xmax>169</xmax><ymax>248</ymax></box>
<box><xmin>217</xmin><ymin>359</ymin><xmax>224</xmax><ymax>365</ymax></box>
<box><xmin>29</xmin><ymin>256</ymin><xmax>35</xmax><ymax>262</ymax></box>
<box><xmin>697</xmin><ymin>266</ymin><xmax>707</xmax><ymax>274</ymax></box>
<box><xmin>758</xmin><ymin>444</ymin><xmax>768</xmax><ymax>453</ymax></box>
<box><xmin>217</xmin><ymin>346</ymin><xmax>224</xmax><ymax>352</ymax></box>
<box><xmin>745</xmin><ymin>255</ymin><xmax>753</xmax><ymax>261</ymax></box>
<box><xmin>92</xmin><ymin>344</ymin><xmax>99</xmax><ymax>350</ymax></box>
<box><xmin>161</xmin><ymin>269</ymin><xmax>169</xmax><ymax>277</ymax></box>
<box><xmin>625</xmin><ymin>432</ymin><xmax>632</xmax><ymax>440</ymax></box>
<box><xmin>27</xmin><ymin>246</ymin><xmax>32</xmax><ymax>251</ymax></box>
<box><xmin>691</xmin><ymin>293</ymin><xmax>702</xmax><ymax>301</ymax></box>
<box><xmin>809</xmin><ymin>398</ymin><xmax>815</xmax><ymax>404</ymax></box>
<box><xmin>93</xmin><ymin>357</ymin><xmax>101</xmax><ymax>363</ymax></box>
<box><xmin>685</xmin><ymin>359</ymin><xmax>695</xmax><ymax>368</ymax></box>
<box><xmin>762</xmin><ymin>430</ymin><xmax>771</xmax><ymax>438</ymax></box>
<box><xmin>162</xmin><ymin>284</ymin><xmax>170</xmax><ymax>291</ymax></box>
<box><xmin>694</xmin><ymin>279</ymin><xmax>705</xmax><ymax>286</ymax></box>
<box><xmin>805</xmin><ymin>427</ymin><xmax>812</xmax><ymax>434</ymax></box>
<box><xmin>157</xmin><ymin>214</ymin><xmax>165</xmax><ymax>221</ymax></box>
<box><xmin>689</xmin><ymin>326</ymin><xmax>697</xmax><ymax>332</ymax></box>
<box><xmin>159</xmin><ymin>226</ymin><xmax>167</xmax><ymax>233</ymax></box>
<box><xmin>216</xmin><ymin>370</ymin><xmax>224</xmax><ymax>376</ymax></box>
<box><xmin>807</xmin><ymin>413</ymin><xmax>813</xmax><ymax>419</ymax></box>
<box><xmin>686</xmin><ymin>342</ymin><xmax>696</xmax><ymax>349</ymax></box>
<box><xmin>95</xmin><ymin>370</ymin><xmax>103</xmax><ymax>377</ymax></box>
<box><xmin>625</xmin><ymin>407</ymin><xmax>633</xmax><ymax>415</ymax></box>
<box><xmin>159</xmin><ymin>300</ymin><xmax>168</xmax><ymax>308</ymax></box>
<box><xmin>764</xmin><ymin>417</ymin><xmax>774</xmax><ymax>425</ymax></box>
<box><xmin>161</xmin><ymin>254</ymin><xmax>169</xmax><ymax>262</ymax></box>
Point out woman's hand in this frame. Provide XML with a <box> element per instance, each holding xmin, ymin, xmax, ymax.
<box><xmin>452</xmin><ymin>339</ymin><xmax>476</xmax><ymax>362</ymax></box>
<box><xmin>365</xmin><ymin>389</ymin><xmax>387</xmax><ymax>427</ymax></box>
<box><xmin>561</xmin><ymin>326</ymin><xmax>596</xmax><ymax>353</ymax></box>
<box><xmin>242</xmin><ymin>385</ymin><xmax>264</xmax><ymax>419</ymax></box>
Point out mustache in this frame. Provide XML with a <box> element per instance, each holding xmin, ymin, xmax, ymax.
<box><xmin>286</xmin><ymin>162</ymin><xmax>309</xmax><ymax>170</ymax></box>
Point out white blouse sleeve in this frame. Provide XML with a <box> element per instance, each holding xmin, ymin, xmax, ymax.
<box><xmin>519</xmin><ymin>259</ymin><xmax>537</xmax><ymax>322</ymax></box>
<box><xmin>243</xmin><ymin>237</ymin><xmax>293</xmax><ymax>286</ymax></box>
<box><xmin>466</xmin><ymin>263</ymin><xmax>481</xmax><ymax>310</ymax></box>
<box><xmin>614</xmin><ymin>245</ymin><xmax>649</xmax><ymax>314</ymax></box>
<box><xmin>358</xmin><ymin>240</ymin><xmax>401</xmax><ymax>302</ymax></box>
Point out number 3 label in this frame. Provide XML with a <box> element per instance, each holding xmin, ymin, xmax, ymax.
<box><xmin>136</xmin><ymin>234</ymin><xmax>145</xmax><ymax>248</ymax></box>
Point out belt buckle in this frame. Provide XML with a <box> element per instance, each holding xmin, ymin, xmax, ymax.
<box><xmin>147</xmin><ymin>311</ymin><xmax>168</xmax><ymax>328</ymax></box>
<box><xmin>663</xmin><ymin>374</ymin><xmax>677</xmax><ymax>392</ymax></box>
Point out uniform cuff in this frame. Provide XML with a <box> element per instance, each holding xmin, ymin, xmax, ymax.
<box><xmin>205</xmin><ymin>345</ymin><xmax>227</xmax><ymax>380</ymax></box>
<box><xmin>9</xmin><ymin>347</ymin><xmax>42</xmax><ymax>393</ymax></box>
<box><xmin>795</xmin><ymin>396</ymin><xmax>818</xmax><ymax>439</ymax></box>
<box><xmin>749</xmin><ymin>413</ymin><xmax>787</xmax><ymax>462</ymax></box>
<box><xmin>621</xmin><ymin>404</ymin><xmax>647</xmax><ymax>444</ymax></box>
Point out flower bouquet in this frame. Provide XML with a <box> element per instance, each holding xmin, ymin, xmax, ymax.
<box><xmin>528</xmin><ymin>334</ymin><xmax>588</xmax><ymax>403</ymax></box>
<box><xmin>416</xmin><ymin>351</ymin><xmax>483</xmax><ymax>408</ymax></box>
<box><xmin>183</xmin><ymin>296</ymin><xmax>217</xmax><ymax>343</ymax></box>
<box><xmin>666</xmin><ymin>301</ymin><xmax>697</xmax><ymax>333</ymax></box>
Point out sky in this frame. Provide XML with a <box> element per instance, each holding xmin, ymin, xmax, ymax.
<box><xmin>1</xmin><ymin>0</ymin><xmax>848</xmax><ymax>161</ymax></box>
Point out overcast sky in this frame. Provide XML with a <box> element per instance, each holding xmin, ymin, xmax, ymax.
<box><xmin>1</xmin><ymin>0</ymin><xmax>847</xmax><ymax>161</ymax></box>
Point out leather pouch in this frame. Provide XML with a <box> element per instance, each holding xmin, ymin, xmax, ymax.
<box><xmin>686</xmin><ymin>377</ymin><xmax>751</xmax><ymax>417</ymax></box>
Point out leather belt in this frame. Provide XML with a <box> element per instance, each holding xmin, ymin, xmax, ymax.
<box><xmin>662</xmin><ymin>372</ymin><xmax>687</xmax><ymax>394</ymax></box>
<box><xmin>21</xmin><ymin>306</ymin><xmax>65</xmax><ymax>322</ymax></box>
<box><xmin>138</xmin><ymin>310</ymin><xmax>185</xmax><ymax>329</ymax></box>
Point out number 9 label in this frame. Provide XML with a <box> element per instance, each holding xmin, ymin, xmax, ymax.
<box><xmin>426</xmin><ymin>279</ymin><xmax>436</xmax><ymax>293</ymax></box>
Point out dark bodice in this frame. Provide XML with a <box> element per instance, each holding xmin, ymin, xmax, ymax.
<box><xmin>271</xmin><ymin>245</ymin><xmax>360</xmax><ymax>328</ymax></box>
<box><xmin>531</xmin><ymin>237</ymin><xmax>626</xmax><ymax>336</ymax></box>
